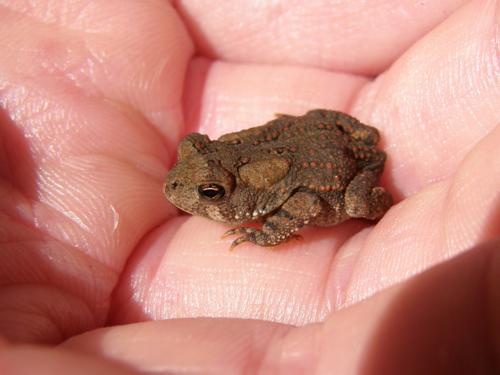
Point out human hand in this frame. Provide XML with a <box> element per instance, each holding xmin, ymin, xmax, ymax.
<box><xmin>1</xmin><ymin>0</ymin><xmax>498</xmax><ymax>373</ymax></box>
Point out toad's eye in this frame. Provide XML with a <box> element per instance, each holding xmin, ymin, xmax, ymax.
<box><xmin>198</xmin><ymin>183</ymin><xmax>226</xmax><ymax>201</ymax></box>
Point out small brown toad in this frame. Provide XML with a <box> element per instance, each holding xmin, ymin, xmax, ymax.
<box><xmin>164</xmin><ymin>109</ymin><xmax>392</xmax><ymax>249</ymax></box>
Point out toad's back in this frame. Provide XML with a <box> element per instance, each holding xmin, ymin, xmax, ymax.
<box><xmin>218</xmin><ymin>109</ymin><xmax>385</xmax><ymax>194</ymax></box>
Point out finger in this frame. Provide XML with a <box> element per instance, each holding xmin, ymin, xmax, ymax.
<box><xmin>337</xmin><ymin>124</ymin><xmax>500</xmax><ymax>305</ymax></box>
<box><xmin>183</xmin><ymin>57</ymin><xmax>368</xmax><ymax>136</ymax></box>
<box><xmin>65</xmin><ymin>240</ymin><xmax>500</xmax><ymax>374</ymax></box>
<box><xmin>111</xmin><ymin>216</ymin><xmax>363</xmax><ymax>325</ymax></box>
<box><xmin>354</xmin><ymin>0</ymin><xmax>499</xmax><ymax>196</ymax></box>
<box><xmin>0</xmin><ymin>345</ymin><xmax>138</xmax><ymax>375</ymax></box>
<box><xmin>176</xmin><ymin>0</ymin><xmax>466</xmax><ymax>75</ymax></box>
<box><xmin>0</xmin><ymin>1</ymin><xmax>192</xmax><ymax>342</ymax></box>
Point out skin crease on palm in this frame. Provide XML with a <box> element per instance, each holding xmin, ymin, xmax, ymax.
<box><xmin>0</xmin><ymin>0</ymin><xmax>499</xmax><ymax>373</ymax></box>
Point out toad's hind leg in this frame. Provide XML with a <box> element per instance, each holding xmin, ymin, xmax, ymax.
<box><xmin>223</xmin><ymin>192</ymin><xmax>322</xmax><ymax>250</ymax></box>
<box><xmin>345</xmin><ymin>170</ymin><xmax>392</xmax><ymax>220</ymax></box>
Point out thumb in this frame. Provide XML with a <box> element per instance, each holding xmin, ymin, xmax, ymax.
<box><xmin>56</xmin><ymin>239</ymin><xmax>500</xmax><ymax>374</ymax></box>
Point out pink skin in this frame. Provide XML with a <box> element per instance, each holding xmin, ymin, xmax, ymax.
<box><xmin>0</xmin><ymin>0</ymin><xmax>499</xmax><ymax>373</ymax></box>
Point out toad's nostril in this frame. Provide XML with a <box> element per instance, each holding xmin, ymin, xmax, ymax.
<box><xmin>170</xmin><ymin>180</ymin><xmax>179</xmax><ymax>190</ymax></box>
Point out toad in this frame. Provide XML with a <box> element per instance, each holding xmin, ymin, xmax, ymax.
<box><xmin>164</xmin><ymin>109</ymin><xmax>392</xmax><ymax>249</ymax></box>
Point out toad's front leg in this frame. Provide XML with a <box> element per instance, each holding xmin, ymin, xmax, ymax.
<box><xmin>223</xmin><ymin>192</ymin><xmax>322</xmax><ymax>250</ymax></box>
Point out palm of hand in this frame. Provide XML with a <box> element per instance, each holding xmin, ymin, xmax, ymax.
<box><xmin>1</xmin><ymin>1</ymin><xmax>499</xmax><ymax>373</ymax></box>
